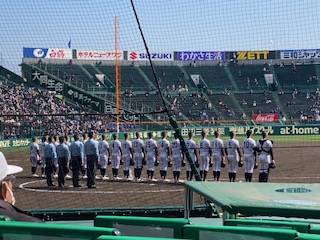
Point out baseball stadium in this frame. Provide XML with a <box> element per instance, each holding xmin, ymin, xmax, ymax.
<box><xmin>0</xmin><ymin>0</ymin><xmax>320</xmax><ymax>239</ymax></box>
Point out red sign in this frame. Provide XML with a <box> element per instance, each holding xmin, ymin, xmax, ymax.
<box><xmin>252</xmin><ymin>114</ymin><xmax>279</xmax><ymax>123</ymax></box>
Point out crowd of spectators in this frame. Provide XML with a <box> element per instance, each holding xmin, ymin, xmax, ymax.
<box><xmin>0</xmin><ymin>81</ymin><xmax>135</xmax><ymax>139</ymax></box>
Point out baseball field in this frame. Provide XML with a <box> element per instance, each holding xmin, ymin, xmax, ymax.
<box><xmin>3</xmin><ymin>133</ymin><xmax>319</xmax><ymax>211</ymax></box>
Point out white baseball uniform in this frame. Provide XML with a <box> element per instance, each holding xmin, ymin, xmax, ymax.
<box><xmin>110</xmin><ymin>140</ymin><xmax>121</xmax><ymax>169</ymax></box>
<box><xmin>186</xmin><ymin>139</ymin><xmax>197</xmax><ymax>171</ymax></box>
<box><xmin>243</xmin><ymin>137</ymin><xmax>256</xmax><ymax>173</ymax></box>
<box><xmin>132</xmin><ymin>139</ymin><xmax>144</xmax><ymax>168</ymax></box>
<box><xmin>39</xmin><ymin>141</ymin><xmax>47</xmax><ymax>168</ymax></box>
<box><xmin>145</xmin><ymin>139</ymin><xmax>157</xmax><ymax>171</ymax></box>
<box><xmin>158</xmin><ymin>138</ymin><xmax>170</xmax><ymax>171</ymax></box>
<box><xmin>98</xmin><ymin>140</ymin><xmax>109</xmax><ymax>169</ymax></box>
<box><xmin>122</xmin><ymin>140</ymin><xmax>132</xmax><ymax>171</ymax></box>
<box><xmin>211</xmin><ymin>138</ymin><xmax>224</xmax><ymax>172</ymax></box>
<box><xmin>257</xmin><ymin>139</ymin><xmax>272</xmax><ymax>173</ymax></box>
<box><xmin>226</xmin><ymin>138</ymin><xmax>240</xmax><ymax>173</ymax></box>
<box><xmin>199</xmin><ymin>138</ymin><xmax>211</xmax><ymax>171</ymax></box>
<box><xmin>171</xmin><ymin>139</ymin><xmax>182</xmax><ymax>172</ymax></box>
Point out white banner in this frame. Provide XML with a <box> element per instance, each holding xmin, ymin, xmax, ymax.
<box><xmin>190</xmin><ymin>74</ymin><xmax>200</xmax><ymax>85</ymax></box>
<box><xmin>76</xmin><ymin>50</ymin><xmax>123</xmax><ymax>60</ymax></box>
<box><xmin>128</xmin><ymin>51</ymin><xmax>174</xmax><ymax>61</ymax></box>
<box><xmin>264</xmin><ymin>74</ymin><xmax>274</xmax><ymax>85</ymax></box>
<box><xmin>23</xmin><ymin>47</ymin><xmax>72</xmax><ymax>59</ymax></box>
<box><xmin>280</xmin><ymin>49</ymin><xmax>320</xmax><ymax>60</ymax></box>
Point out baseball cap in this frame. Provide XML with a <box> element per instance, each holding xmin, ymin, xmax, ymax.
<box><xmin>0</xmin><ymin>151</ymin><xmax>23</xmax><ymax>181</ymax></box>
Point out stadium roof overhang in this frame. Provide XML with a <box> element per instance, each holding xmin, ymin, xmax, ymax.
<box><xmin>184</xmin><ymin>182</ymin><xmax>320</xmax><ymax>219</ymax></box>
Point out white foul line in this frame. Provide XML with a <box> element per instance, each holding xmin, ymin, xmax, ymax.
<box><xmin>19</xmin><ymin>180</ymin><xmax>184</xmax><ymax>194</ymax></box>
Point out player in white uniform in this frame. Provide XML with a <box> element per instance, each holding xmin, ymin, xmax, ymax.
<box><xmin>158</xmin><ymin>131</ymin><xmax>171</xmax><ymax>181</ymax></box>
<box><xmin>211</xmin><ymin>131</ymin><xmax>225</xmax><ymax>181</ymax></box>
<box><xmin>29</xmin><ymin>137</ymin><xmax>40</xmax><ymax>177</ymax></box>
<box><xmin>39</xmin><ymin>136</ymin><xmax>48</xmax><ymax>178</ymax></box>
<box><xmin>171</xmin><ymin>133</ymin><xmax>183</xmax><ymax>183</ymax></box>
<box><xmin>243</xmin><ymin>129</ymin><xmax>257</xmax><ymax>182</ymax></box>
<box><xmin>53</xmin><ymin>136</ymin><xmax>59</xmax><ymax>178</ymax></box>
<box><xmin>225</xmin><ymin>131</ymin><xmax>242</xmax><ymax>182</ymax></box>
<box><xmin>145</xmin><ymin>132</ymin><xmax>158</xmax><ymax>180</ymax></box>
<box><xmin>132</xmin><ymin>132</ymin><xmax>145</xmax><ymax>181</ymax></box>
<box><xmin>199</xmin><ymin>130</ymin><xmax>212</xmax><ymax>181</ymax></box>
<box><xmin>98</xmin><ymin>135</ymin><xmax>110</xmax><ymax>180</ymax></box>
<box><xmin>257</xmin><ymin>131</ymin><xmax>275</xmax><ymax>182</ymax></box>
<box><xmin>122</xmin><ymin>133</ymin><xmax>133</xmax><ymax>179</ymax></box>
<box><xmin>185</xmin><ymin>131</ymin><xmax>198</xmax><ymax>181</ymax></box>
<box><xmin>110</xmin><ymin>134</ymin><xmax>122</xmax><ymax>179</ymax></box>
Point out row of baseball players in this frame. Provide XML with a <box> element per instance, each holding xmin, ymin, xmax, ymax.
<box><xmin>29</xmin><ymin>129</ymin><xmax>275</xmax><ymax>187</ymax></box>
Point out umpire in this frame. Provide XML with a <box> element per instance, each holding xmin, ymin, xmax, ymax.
<box><xmin>56</xmin><ymin>136</ymin><xmax>70</xmax><ymax>188</ymax></box>
<box><xmin>84</xmin><ymin>132</ymin><xmax>99</xmax><ymax>188</ymax></box>
<box><xmin>69</xmin><ymin>134</ymin><xmax>84</xmax><ymax>187</ymax></box>
<box><xmin>44</xmin><ymin>136</ymin><xmax>57</xmax><ymax>187</ymax></box>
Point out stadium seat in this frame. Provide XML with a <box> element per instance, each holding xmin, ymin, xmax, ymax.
<box><xmin>0</xmin><ymin>221</ymin><xmax>119</xmax><ymax>239</ymax></box>
<box><xmin>94</xmin><ymin>216</ymin><xmax>189</xmax><ymax>238</ymax></box>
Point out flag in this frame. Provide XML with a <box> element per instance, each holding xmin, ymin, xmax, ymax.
<box><xmin>68</xmin><ymin>38</ymin><xmax>71</xmax><ymax>49</ymax></box>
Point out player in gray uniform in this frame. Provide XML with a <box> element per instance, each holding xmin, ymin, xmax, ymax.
<box><xmin>29</xmin><ymin>137</ymin><xmax>40</xmax><ymax>177</ymax></box>
<box><xmin>44</xmin><ymin>136</ymin><xmax>57</xmax><ymax>187</ymax></box>
<box><xmin>145</xmin><ymin>132</ymin><xmax>158</xmax><ymax>181</ymax></box>
<box><xmin>225</xmin><ymin>131</ymin><xmax>242</xmax><ymax>182</ymax></box>
<box><xmin>39</xmin><ymin>136</ymin><xmax>47</xmax><ymax>178</ymax></box>
<box><xmin>81</xmin><ymin>133</ymin><xmax>88</xmax><ymax>179</ymax></box>
<box><xmin>56</xmin><ymin>136</ymin><xmax>71</xmax><ymax>188</ymax></box>
<box><xmin>158</xmin><ymin>131</ymin><xmax>170</xmax><ymax>181</ymax></box>
<box><xmin>110</xmin><ymin>134</ymin><xmax>122</xmax><ymax>179</ymax></box>
<box><xmin>132</xmin><ymin>132</ymin><xmax>145</xmax><ymax>181</ymax></box>
<box><xmin>199</xmin><ymin>130</ymin><xmax>212</xmax><ymax>181</ymax></box>
<box><xmin>98</xmin><ymin>135</ymin><xmax>110</xmax><ymax>180</ymax></box>
<box><xmin>122</xmin><ymin>133</ymin><xmax>133</xmax><ymax>179</ymax></box>
<box><xmin>171</xmin><ymin>133</ymin><xmax>183</xmax><ymax>183</ymax></box>
<box><xmin>185</xmin><ymin>131</ymin><xmax>198</xmax><ymax>181</ymax></box>
<box><xmin>243</xmin><ymin>129</ymin><xmax>257</xmax><ymax>182</ymax></box>
<box><xmin>256</xmin><ymin>131</ymin><xmax>275</xmax><ymax>182</ymax></box>
<box><xmin>64</xmin><ymin>135</ymin><xmax>72</xmax><ymax>180</ymax></box>
<box><xmin>211</xmin><ymin>131</ymin><xmax>225</xmax><ymax>181</ymax></box>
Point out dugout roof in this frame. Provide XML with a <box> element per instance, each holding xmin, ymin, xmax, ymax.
<box><xmin>184</xmin><ymin>182</ymin><xmax>320</xmax><ymax>219</ymax></box>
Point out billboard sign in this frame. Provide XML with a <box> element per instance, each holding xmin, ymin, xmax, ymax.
<box><xmin>252</xmin><ymin>113</ymin><xmax>279</xmax><ymax>123</ymax></box>
<box><xmin>76</xmin><ymin>50</ymin><xmax>123</xmax><ymax>60</ymax></box>
<box><xmin>23</xmin><ymin>47</ymin><xmax>72</xmax><ymax>59</ymax></box>
<box><xmin>174</xmin><ymin>51</ymin><xmax>224</xmax><ymax>61</ymax></box>
<box><xmin>280</xmin><ymin>49</ymin><xmax>320</xmax><ymax>60</ymax></box>
<box><xmin>128</xmin><ymin>51</ymin><xmax>174</xmax><ymax>61</ymax></box>
<box><xmin>233</xmin><ymin>51</ymin><xmax>275</xmax><ymax>60</ymax></box>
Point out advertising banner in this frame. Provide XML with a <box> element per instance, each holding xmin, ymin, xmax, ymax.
<box><xmin>280</xmin><ymin>49</ymin><xmax>320</xmax><ymax>60</ymax></box>
<box><xmin>76</xmin><ymin>50</ymin><xmax>123</xmax><ymax>60</ymax></box>
<box><xmin>174</xmin><ymin>51</ymin><xmax>224</xmax><ymax>61</ymax></box>
<box><xmin>23</xmin><ymin>47</ymin><xmax>72</xmax><ymax>59</ymax></box>
<box><xmin>128</xmin><ymin>51</ymin><xmax>174</xmax><ymax>61</ymax></box>
<box><xmin>233</xmin><ymin>51</ymin><xmax>275</xmax><ymax>60</ymax></box>
<box><xmin>252</xmin><ymin>113</ymin><xmax>279</xmax><ymax>123</ymax></box>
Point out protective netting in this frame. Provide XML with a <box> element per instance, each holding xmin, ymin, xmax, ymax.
<box><xmin>0</xmin><ymin>0</ymin><xmax>320</xmax><ymax>214</ymax></box>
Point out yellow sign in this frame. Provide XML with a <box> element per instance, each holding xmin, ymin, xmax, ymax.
<box><xmin>236</xmin><ymin>51</ymin><xmax>269</xmax><ymax>60</ymax></box>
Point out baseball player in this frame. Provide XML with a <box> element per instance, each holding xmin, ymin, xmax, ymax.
<box><xmin>122</xmin><ymin>133</ymin><xmax>133</xmax><ymax>179</ymax></box>
<box><xmin>211</xmin><ymin>130</ymin><xmax>225</xmax><ymax>181</ymax></box>
<box><xmin>132</xmin><ymin>132</ymin><xmax>145</xmax><ymax>181</ymax></box>
<box><xmin>98</xmin><ymin>135</ymin><xmax>110</xmax><ymax>180</ymax></box>
<box><xmin>199</xmin><ymin>130</ymin><xmax>211</xmax><ymax>181</ymax></box>
<box><xmin>69</xmin><ymin>134</ymin><xmax>84</xmax><ymax>187</ymax></box>
<box><xmin>171</xmin><ymin>133</ymin><xmax>183</xmax><ymax>183</ymax></box>
<box><xmin>158</xmin><ymin>131</ymin><xmax>170</xmax><ymax>181</ymax></box>
<box><xmin>56</xmin><ymin>136</ymin><xmax>71</xmax><ymax>188</ymax></box>
<box><xmin>110</xmin><ymin>134</ymin><xmax>122</xmax><ymax>179</ymax></box>
<box><xmin>44</xmin><ymin>136</ymin><xmax>57</xmax><ymax>187</ymax></box>
<box><xmin>145</xmin><ymin>132</ymin><xmax>158</xmax><ymax>181</ymax></box>
<box><xmin>185</xmin><ymin>131</ymin><xmax>198</xmax><ymax>181</ymax></box>
<box><xmin>29</xmin><ymin>137</ymin><xmax>40</xmax><ymax>177</ymax></box>
<box><xmin>52</xmin><ymin>136</ymin><xmax>59</xmax><ymax>179</ymax></box>
<box><xmin>225</xmin><ymin>131</ymin><xmax>242</xmax><ymax>182</ymax></box>
<box><xmin>243</xmin><ymin>129</ymin><xmax>257</xmax><ymax>182</ymax></box>
<box><xmin>64</xmin><ymin>135</ymin><xmax>72</xmax><ymax>180</ymax></box>
<box><xmin>39</xmin><ymin>136</ymin><xmax>47</xmax><ymax>178</ymax></box>
<box><xmin>84</xmin><ymin>131</ymin><xmax>99</xmax><ymax>188</ymax></box>
<box><xmin>256</xmin><ymin>131</ymin><xmax>275</xmax><ymax>182</ymax></box>
<box><xmin>81</xmin><ymin>133</ymin><xmax>88</xmax><ymax>179</ymax></box>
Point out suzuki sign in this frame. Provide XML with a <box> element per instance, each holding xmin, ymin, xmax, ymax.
<box><xmin>128</xmin><ymin>51</ymin><xmax>174</xmax><ymax>61</ymax></box>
